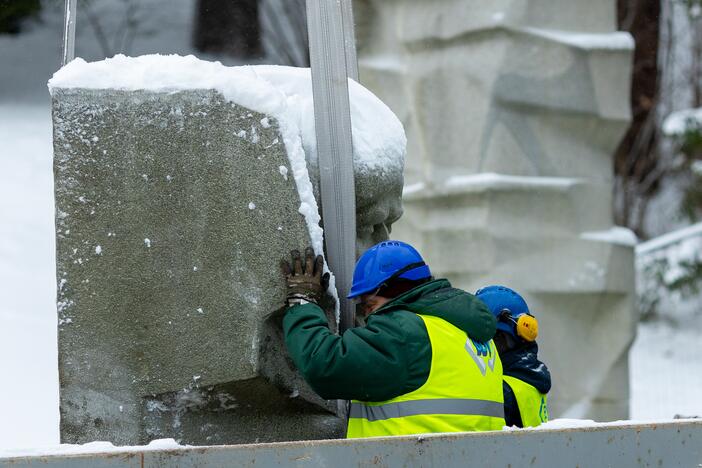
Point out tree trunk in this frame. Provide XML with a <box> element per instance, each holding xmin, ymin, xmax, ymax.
<box><xmin>614</xmin><ymin>0</ymin><xmax>662</xmax><ymax>237</ymax></box>
<box><xmin>0</xmin><ymin>0</ymin><xmax>41</xmax><ymax>35</ymax></box>
<box><xmin>193</xmin><ymin>0</ymin><xmax>262</xmax><ymax>58</ymax></box>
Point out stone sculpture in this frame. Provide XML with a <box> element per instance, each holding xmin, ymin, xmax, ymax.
<box><xmin>354</xmin><ymin>0</ymin><xmax>636</xmax><ymax>420</ymax></box>
<box><xmin>50</xmin><ymin>57</ymin><xmax>404</xmax><ymax>445</ymax></box>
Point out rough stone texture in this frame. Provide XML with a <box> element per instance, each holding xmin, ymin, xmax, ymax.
<box><xmin>355</xmin><ymin>0</ymin><xmax>636</xmax><ymax>420</ymax></box>
<box><xmin>52</xmin><ymin>88</ymin><xmax>401</xmax><ymax>445</ymax></box>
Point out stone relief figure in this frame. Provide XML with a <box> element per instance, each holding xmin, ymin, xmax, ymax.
<box><xmin>354</xmin><ymin>0</ymin><xmax>636</xmax><ymax>420</ymax></box>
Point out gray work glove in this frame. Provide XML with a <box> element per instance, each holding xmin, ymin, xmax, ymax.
<box><xmin>281</xmin><ymin>247</ymin><xmax>330</xmax><ymax>306</ymax></box>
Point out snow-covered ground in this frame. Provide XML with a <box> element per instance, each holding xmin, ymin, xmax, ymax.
<box><xmin>0</xmin><ymin>0</ymin><xmax>232</xmax><ymax>448</ymax></box>
<box><xmin>630</xmin><ymin>320</ymin><xmax>702</xmax><ymax>419</ymax></box>
<box><xmin>0</xmin><ymin>104</ymin><xmax>59</xmax><ymax>449</ymax></box>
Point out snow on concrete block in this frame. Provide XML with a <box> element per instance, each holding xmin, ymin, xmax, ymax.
<box><xmin>49</xmin><ymin>56</ymin><xmax>405</xmax><ymax>445</ymax></box>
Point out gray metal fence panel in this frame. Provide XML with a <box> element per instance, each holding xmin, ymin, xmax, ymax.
<box><xmin>3</xmin><ymin>421</ymin><xmax>702</xmax><ymax>467</ymax></box>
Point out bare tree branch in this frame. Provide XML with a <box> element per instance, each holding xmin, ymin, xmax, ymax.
<box><xmin>80</xmin><ymin>0</ymin><xmax>113</xmax><ymax>57</ymax></box>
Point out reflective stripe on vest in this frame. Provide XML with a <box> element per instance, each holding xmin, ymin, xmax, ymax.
<box><xmin>350</xmin><ymin>398</ymin><xmax>505</xmax><ymax>422</ymax></box>
<box><xmin>346</xmin><ymin>314</ymin><xmax>505</xmax><ymax>438</ymax></box>
<box><xmin>503</xmin><ymin>375</ymin><xmax>548</xmax><ymax>427</ymax></box>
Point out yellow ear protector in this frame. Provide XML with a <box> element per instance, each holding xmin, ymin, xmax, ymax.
<box><xmin>516</xmin><ymin>314</ymin><xmax>539</xmax><ymax>342</ymax></box>
<box><xmin>500</xmin><ymin>309</ymin><xmax>539</xmax><ymax>342</ymax></box>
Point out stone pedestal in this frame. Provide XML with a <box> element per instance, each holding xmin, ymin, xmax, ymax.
<box><xmin>355</xmin><ymin>0</ymin><xmax>636</xmax><ymax>419</ymax></box>
<box><xmin>52</xmin><ymin>83</ymin><xmax>402</xmax><ymax>444</ymax></box>
<box><xmin>53</xmin><ymin>88</ymin><xmax>333</xmax><ymax>444</ymax></box>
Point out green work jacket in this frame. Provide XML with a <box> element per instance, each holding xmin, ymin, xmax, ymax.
<box><xmin>282</xmin><ymin>279</ymin><xmax>497</xmax><ymax>407</ymax></box>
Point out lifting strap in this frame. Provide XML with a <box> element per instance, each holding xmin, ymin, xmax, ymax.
<box><xmin>62</xmin><ymin>0</ymin><xmax>77</xmax><ymax>66</ymax></box>
<box><xmin>306</xmin><ymin>0</ymin><xmax>359</xmax><ymax>332</ymax></box>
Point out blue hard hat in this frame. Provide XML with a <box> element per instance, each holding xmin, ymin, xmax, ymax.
<box><xmin>475</xmin><ymin>285</ymin><xmax>530</xmax><ymax>336</ymax></box>
<box><xmin>348</xmin><ymin>240</ymin><xmax>432</xmax><ymax>298</ymax></box>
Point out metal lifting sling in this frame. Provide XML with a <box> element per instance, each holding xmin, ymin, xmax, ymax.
<box><xmin>306</xmin><ymin>0</ymin><xmax>359</xmax><ymax>333</ymax></box>
<box><xmin>62</xmin><ymin>0</ymin><xmax>77</xmax><ymax>66</ymax></box>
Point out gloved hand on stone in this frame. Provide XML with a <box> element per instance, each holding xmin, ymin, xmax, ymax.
<box><xmin>281</xmin><ymin>247</ymin><xmax>330</xmax><ymax>306</ymax></box>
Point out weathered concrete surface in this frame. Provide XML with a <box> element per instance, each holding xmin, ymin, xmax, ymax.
<box><xmin>51</xmin><ymin>88</ymin><xmax>362</xmax><ymax>446</ymax></box>
<box><xmin>3</xmin><ymin>421</ymin><xmax>702</xmax><ymax>467</ymax></box>
<box><xmin>355</xmin><ymin>0</ymin><xmax>636</xmax><ymax>420</ymax></box>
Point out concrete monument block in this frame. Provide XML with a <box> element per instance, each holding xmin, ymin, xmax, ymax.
<box><xmin>355</xmin><ymin>0</ymin><xmax>636</xmax><ymax>419</ymax></box>
<box><xmin>49</xmin><ymin>57</ymin><xmax>405</xmax><ymax>445</ymax></box>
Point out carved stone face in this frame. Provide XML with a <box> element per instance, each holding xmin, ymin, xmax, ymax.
<box><xmin>354</xmin><ymin>170</ymin><xmax>404</xmax><ymax>255</ymax></box>
<box><xmin>305</xmin><ymin>164</ymin><xmax>404</xmax><ymax>256</ymax></box>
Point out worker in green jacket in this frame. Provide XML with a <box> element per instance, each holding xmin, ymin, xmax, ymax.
<box><xmin>281</xmin><ymin>240</ymin><xmax>506</xmax><ymax>438</ymax></box>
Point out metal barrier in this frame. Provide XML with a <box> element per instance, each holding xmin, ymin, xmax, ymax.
<box><xmin>636</xmin><ymin>221</ymin><xmax>702</xmax><ymax>255</ymax></box>
<box><xmin>2</xmin><ymin>420</ymin><xmax>701</xmax><ymax>467</ymax></box>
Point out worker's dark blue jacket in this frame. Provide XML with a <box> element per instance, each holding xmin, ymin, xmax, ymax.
<box><xmin>501</xmin><ymin>341</ymin><xmax>551</xmax><ymax>427</ymax></box>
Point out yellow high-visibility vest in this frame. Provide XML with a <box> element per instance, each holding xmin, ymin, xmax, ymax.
<box><xmin>503</xmin><ymin>375</ymin><xmax>548</xmax><ymax>427</ymax></box>
<box><xmin>347</xmin><ymin>314</ymin><xmax>505</xmax><ymax>438</ymax></box>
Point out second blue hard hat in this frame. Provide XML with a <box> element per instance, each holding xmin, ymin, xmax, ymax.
<box><xmin>348</xmin><ymin>240</ymin><xmax>432</xmax><ymax>298</ymax></box>
<box><xmin>475</xmin><ymin>285</ymin><xmax>530</xmax><ymax>337</ymax></box>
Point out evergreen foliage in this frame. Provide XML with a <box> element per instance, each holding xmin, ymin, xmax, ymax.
<box><xmin>639</xmin><ymin>237</ymin><xmax>702</xmax><ymax>322</ymax></box>
<box><xmin>676</xmin><ymin>123</ymin><xmax>702</xmax><ymax>221</ymax></box>
<box><xmin>0</xmin><ymin>0</ymin><xmax>41</xmax><ymax>35</ymax></box>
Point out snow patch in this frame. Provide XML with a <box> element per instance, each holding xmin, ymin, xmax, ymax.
<box><xmin>0</xmin><ymin>438</ymin><xmax>186</xmax><ymax>459</ymax></box>
<box><xmin>278</xmin><ymin>165</ymin><xmax>289</xmax><ymax>181</ymax></box>
<box><xmin>445</xmin><ymin>173</ymin><xmax>581</xmax><ymax>191</ymax></box>
<box><xmin>630</xmin><ymin>320</ymin><xmax>702</xmax><ymax>419</ymax></box>
<box><xmin>580</xmin><ymin>227</ymin><xmax>638</xmax><ymax>247</ymax></box>
<box><xmin>250</xmin><ymin>126</ymin><xmax>259</xmax><ymax>144</ymax></box>
<box><xmin>518</xmin><ymin>418</ymin><xmax>694</xmax><ymax>431</ymax></box>
<box><xmin>520</xmin><ymin>28</ymin><xmax>634</xmax><ymax>50</ymax></box>
<box><xmin>403</xmin><ymin>174</ymin><xmax>582</xmax><ymax>200</ymax></box>
<box><xmin>248</xmin><ymin>202</ymin><xmax>256</xmax><ymax>210</ymax></box>
<box><xmin>662</xmin><ymin>107</ymin><xmax>702</xmax><ymax>136</ymax></box>
<box><xmin>402</xmin><ymin>182</ymin><xmax>426</xmax><ymax>197</ymax></box>
<box><xmin>48</xmin><ymin>55</ymin><xmax>406</xmax><ymax>174</ymax></box>
<box><xmin>636</xmin><ymin>221</ymin><xmax>702</xmax><ymax>254</ymax></box>
<box><xmin>401</xmin><ymin>174</ymin><xmax>581</xmax><ymax>199</ymax></box>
